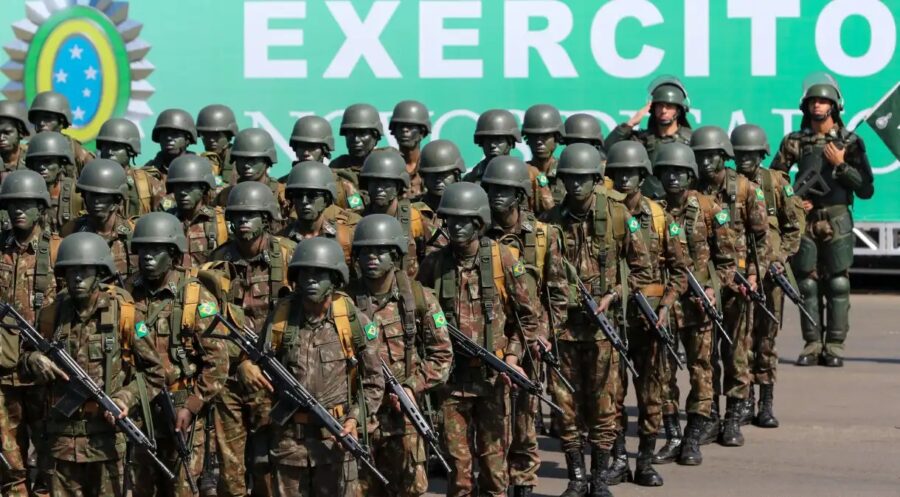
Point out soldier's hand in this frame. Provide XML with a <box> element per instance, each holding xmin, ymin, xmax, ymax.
<box><xmin>238</xmin><ymin>361</ymin><xmax>273</xmax><ymax>393</ymax></box>
<box><xmin>704</xmin><ymin>287</ymin><xmax>717</xmax><ymax>307</ymax></box>
<box><xmin>626</xmin><ymin>101</ymin><xmax>652</xmax><ymax>127</ymax></box>
<box><xmin>389</xmin><ymin>386</ymin><xmax>417</xmax><ymax>413</ymax></box>
<box><xmin>500</xmin><ymin>356</ymin><xmax>526</xmax><ymax>389</ymax></box>
<box><xmin>801</xmin><ymin>200</ymin><xmax>814</xmax><ymax>213</ymax></box>
<box><xmin>27</xmin><ymin>353</ymin><xmax>69</xmax><ymax>384</ymax></box>
<box><xmin>748</xmin><ymin>274</ymin><xmax>758</xmax><ymax>294</ymax></box>
<box><xmin>598</xmin><ymin>294</ymin><xmax>616</xmax><ymax>314</ymax></box>
<box><xmin>823</xmin><ymin>142</ymin><xmax>846</xmax><ymax>166</ymax></box>
<box><xmin>531</xmin><ymin>336</ymin><xmax>551</xmax><ymax>360</ymax></box>
<box><xmin>771</xmin><ymin>262</ymin><xmax>785</xmax><ymax>275</ymax></box>
<box><xmin>334</xmin><ymin>418</ymin><xmax>359</xmax><ymax>448</ymax></box>
<box><xmin>175</xmin><ymin>408</ymin><xmax>194</xmax><ymax>434</ymax></box>
<box><xmin>655</xmin><ymin>306</ymin><xmax>670</xmax><ymax>329</ymax></box>
<box><xmin>104</xmin><ymin>399</ymin><xmax>128</xmax><ymax>426</ymax></box>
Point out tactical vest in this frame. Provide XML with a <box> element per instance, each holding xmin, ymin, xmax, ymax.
<box><xmin>796</xmin><ymin>129</ymin><xmax>856</xmax><ymax>206</ymax></box>
<box><xmin>125</xmin><ymin>168</ymin><xmax>155</xmax><ymax>217</ymax></box>
<box><xmin>397</xmin><ymin>199</ymin><xmax>426</xmax><ymax>262</ymax></box>
<box><xmin>681</xmin><ymin>194</ymin><xmax>719</xmax><ymax>284</ymax></box>
<box><xmin>189</xmin><ymin>207</ymin><xmax>228</xmax><ymax>261</ymax></box>
<box><xmin>48</xmin><ymin>178</ymin><xmax>78</xmax><ymax>231</ymax></box>
<box><xmin>33</xmin><ymin>229</ymin><xmax>61</xmax><ymax>314</ymax></box>
<box><xmin>611</xmin><ymin>196</ymin><xmax>667</xmax><ymax>316</ymax></box>
<box><xmin>498</xmin><ymin>211</ymin><xmax>549</xmax><ymax>284</ymax></box>
<box><xmin>557</xmin><ymin>187</ymin><xmax>613</xmax><ymax>296</ymax></box>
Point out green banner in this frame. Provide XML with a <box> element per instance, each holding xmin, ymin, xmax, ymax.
<box><xmin>1</xmin><ymin>0</ymin><xmax>898</xmax><ymax>221</ymax></box>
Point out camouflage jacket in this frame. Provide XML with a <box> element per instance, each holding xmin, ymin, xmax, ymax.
<box><xmin>66</xmin><ymin>136</ymin><xmax>95</xmax><ymax>178</ymax></box>
<box><xmin>202</xmin><ymin>147</ymin><xmax>236</xmax><ymax>188</ymax></box>
<box><xmin>0</xmin><ymin>143</ymin><xmax>26</xmax><ymax>182</ymax></box>
<box><xmin>45</xmin><ymin>178</ymin><xmax>82</xmax><ymax>234</ymax></box>
<box><xmin>413</xmin><ymin>197</ymin><xmax>447</xmax><ymax>257</ymax></box>
<box><xmin>279</xmin><ymin>204</ymin><xmax>359</xmax><ymax>265</ymax></box>
<box><xmin>172</xmin><ymin>204</ymin><xmax>229</xmax><ymax>268</ymax></box>
<box><xmin>329</xmin><ymin>154</ymin><xmax>366</xmax><ymax>190</ymax></box>
<box><xmin>699</xmin><ymin>168</ymin><xmax>770</xmax><ymax>277</ymax></box>
<box><xmin>62</xmin><ymin>214</ymin><xmax>135</xmax><ymax>278</ymax></box>
<box><xmin>351</xmin><ymin>272</ymin><xmax>452</xmax><ymax>436</ymax></box>
<box><xmin>527</xmin><ymin>157</ymin><xmax>561</xmax><ymax>215</ymax></box>
<box><xmin>363</xmin><ymin>200</ymin><xmax>432</xmax><ymax>280</ymax></box>
<box><xmin>746</xmin><ymin>167</ymin><xmax>804</xmax><ymax>267</ymax></box>
<box><xmin>461</xmin><ymin>157</ymin><xmax>490</xmax><ymax>184</ymax></box>
<box><xmin>606</xmin><ymin>124</ymin><xmax>692</xmax><ymax>162</ymax></box>
<box><xmin>124</xmin><ymin>166</ymin><xmax>166</xmax><ymax>218</ymax></box>
<box><xmin>127</xmin><ymin>269</ymin><xmax>229</xmax><ymax>417</ymax></box>
<box><xmin>143</xmin><ymin>150</ymin><xmax>196</xmax><ymax>183</ymax></box>
<box><xmin>32</xmin><ymin>285</ymin><xmax>164</xmax><ymax>462</ymax></box>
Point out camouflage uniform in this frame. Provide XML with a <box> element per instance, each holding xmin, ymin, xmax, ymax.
<box><xmin>124</xmin><ymin>168</ymin><xmax>166</xmax><ymax>218</ymax></box>
<box><xmin>127</xmin><ymin>269</ymin><xmax>230</xmax><ymax>497</ymax></box>
<box><xmin>282</xmin><ymin>162</ymin><xmax>363</xmax><ymax>215</ymax></box>
<box><xmin>215</xmin><ymin>178</ymin><xmax>289</xmax><ymax>232</ymax></box>
<box><xmin>172</xmin><ymin>205</ymin><xmax>229</xmax><ymax>268</ymax></box>
<box><xmin>202</xmin><ymin>148</ymin><xmax>236</xmax><ymax>188</ymax></box>
<box><xmin>260</xmin><ymin>292</ymin><xmax>384</xmax><ymax>497</ymax></box>
<box><xmin>64</xmin><ymin>137</ymin><xmax>95</xmax><ymax>178</ymax></box>
<box><xmin>412</xmin><ymin>198</ymin><xmax>446</xmax><ymax>257</ymax></box>
<box><xmin>528</xmin><ymin>158</ymin><xmax>559</xmax><ymax>215</ymax></box>
<box><xmin>329</xmin><ymin>156</ymin><xmax>366</xmax><ymax>191</ymax></box>
<box><xmin>209</xmin><ymin>235</ymin><xmax>295</xmax><ymax>497</ymax></box>
<box><xmin>0</xmin><ymin>144</ymin><xmax>27</xmax><ymax>182</ymax></box>
<box><xmin>362</xmin><ymin>201</ymin><xmax>430</xmax><ymax>279</ymax></box>
<box><xmin>61</xmin><ymin>215</ymin><xmax>135</xmax><ymax>278</ymax></box>
<box><xmin>351</xmin><ymin>272</ymin><xmax>452</xmax><ymax>497</ymax></box>
<box><xmin>487</xmin><ymin>209</ymin><xmax>567</xmax><ymax>489</ymax></box>
<box><xmin>144</xmin><ymin>152</ymin><xmax>197</xmax><ymax>184</ymax></box>
<box><xmin>279</xmin><ymin>205</ymin><xmax>359</xmax><ymax>266</ymax></box>
<box><xmin>0</xmin><ymin>227</ymin><xmax>59</xmax><ymax>496</ymax></box>
<box><xmin>417</xmin><ymin>239</ymin><xmax>538</xmax><ymax>497</ymax></box>
<box><xmin>30</xmin><ymin>284</ymin><xmax>165</xmax><ymax>497</ymax></box>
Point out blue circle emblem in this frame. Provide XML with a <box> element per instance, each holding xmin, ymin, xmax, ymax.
<box><xmin>51</xmin><ymin>34</ymin><xmax>102</xmax><ymax>126</ymax></box>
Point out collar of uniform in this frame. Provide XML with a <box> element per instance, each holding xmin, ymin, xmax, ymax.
<box><xmin>2</xmin><ymin>228</ymin><xmax>41</xmax><ymax>253</ymax></box>
<box><xmin>637</xmin><ymin>197</ymin><xmax>653</xmax><ymax>217</ymax></box>
<box><xmin>133</xmin><ymin>270</ymin><xmax>181</xmax><ymax>298</ymax></box>
<box><xmin>75</xmin><ymin>290</ymin><xmax>110</xmax><ymax>323</ymax></box>
<box><xmin>192</xmin><ymin>205</ymin><xmax>215</xmax><ymax>222</ymax></box>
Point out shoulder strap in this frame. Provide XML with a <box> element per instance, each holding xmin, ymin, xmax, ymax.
<box><xmin>647</xmin><ymin>199</ymin><xmax>666</xmax><ymax>239</ymax></box>
<box><xmin>332</xmin><ymin>295</ymin><xmax>359</xmax><ymax>362</ymax></box>
<box><xmin>181</xmin><ymin>280</ymin><xmax>201</xmax><ymax>330</ymax></box>
<box><xmin>133</xmin><ymin>168</ymin><xmax>153</xmax><ymax>214</ymax></box>
<box><xmin>215</xmin><ymin>208</ymin><xmax>228</xmax><ymax>245</ymax></box>
<box><xmin>409</xmin><ymin>205</ymin><xmax>425</xmax><ymax>239</ymax></box>
<box><xmin>760</xmin><ymin>169</ymin><xmax>778</xmax><ymax>216</ymax></box>
<box><xmin>33</xmin><ymin>231</ymin><xmax>54</xmax><ymax>311</ymax></box>
<box><xmin>533</xmin><ymin>219</ymin><xmax>548</xmax><ymax>279</ymax></box>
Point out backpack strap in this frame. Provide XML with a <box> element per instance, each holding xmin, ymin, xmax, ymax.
<box><xmin>32</xmin><ymin>231</ymin><xmax>56</xmax><ymax>313</ymax></box>
<box><xmin>133</xmin><ymin>168</ymin><xmax>153</xmax><ymax>215</ymax></box>
<box><xmin>647</xmin><ymin>199</ymin><xmax>666</xmax><ymax>239</ymax></box>
<box><xmin>591</xmin><ymin>188</ymin><xmax>609</xmax><ymax>287</ymax></box>
<box><xmin>396</xmin><ymin>272</ymin><xmax>421</xmax><ymax>373</ymax></box>
<box><xmin>725</xmin><ymin>169</ymin><xmax>739</xmax><ymax>225</ymax></box>
<box><xmin>760</xmin><ymin>169</ymin><xmax>778</xmax><ymax>218</ymax></box>
<box><xmin>267</xmin><ymin>236</ymin><xmax>289</xmax><ymax>302</ymax></box>
<box><xmin>533</xmin><ymin>219</ymin><xmax>548</xmax><ymax>280</ymax></box>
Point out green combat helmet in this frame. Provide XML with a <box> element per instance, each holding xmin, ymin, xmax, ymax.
<box><xmin>800</xmin><ymin>72</ymin><xmax>843</xmax><ymax>112</ymax></box>
<box><xmin>0</xmin><ymin>169</ymin><xmax>51</xmax><ymax>207</ymax></box>
<box><xmin>152</xmin><ymin>109</ymin><xmax>198</xmax><ymax>144</ymax></box>
<box><xmin>557</xmin><ymin>142</ymin><xmax>605</xmax><ymax>177</ymax></box>
<box><xmin>29</xmin><ymin>91</ymin><xmax>73</xmax><ymax>128</ymax></box>
<box><xmin>54</xmin><ymin>232</ymin><xmax>117</xmax><ymax>278</ymax></box>
<box><xmin>131</xmin><ymin>211</ymin><xmax>188</xmax><ymax>254</ymax></box>
<box><xmin>419</xmin><ymin>140</ymin><xmax>465</xmax><ymax>175</ymax></box>
<box><xmin>288</xmin><ymin>237</ymin><xmax>350</xmax><ymax>285</ymax></box>
<box><xmin>437</xmin><ymin>182</ymin><xmax>491</xmax><ymax>227</ymax></box>
<box><xmin>522</xmin><ymin>104</ymin><xmax>563</xmax><ymax>136</ymax></box>
<box><xmin>232</xmin><ymin>128</ymin><xmax>277</xmax><ymax>164</ymax></box>
<box><xmin>359</xmin><ymin>150</ymin><xmax>410</xmax><ymax>191</ymax></box>
<box><xmin>196</xmin><ymin>104</ymin><xmax>239</xmax><ymax>136</ymax></box>
<box><xmin>0</xmin><ymin>100</ymin><xmax>31</xmax><ymax>137</ymax></box>
<box><xmin>690</xmin><ymin>126</ymin><xmax>734</xmax><ymax>158</ymax></box>
<box><xmin>474</xmin><ymin>109</ymin><xmax>522</xmax><ymax>144</ymax></box>
<box><xmin>340</xmin><ymin>103</ymin><xmax>384</xmax><ymax>139</ymax></box>
<box><xmin>352</xmin><ymin>213</ymin><xmax>408</xmax><ymax>255</ymax></box>
<box><xmin>648</xmin><ymin>75</ymin><xmax>691</xmax><ymax>113</ymax></box>
<box><xmin>730</xmin><ymin>124</ymin><xmax>770</xmax><ymax>156</ymax></box>
<box><xmin>481</xmin><ymin>156</ymin><xmax>532</xmax><ymax>197</ymax></box>
<box><xmin>76</xmin><ymin>159</ymin><xmax>129</xmax><ymax>198</ymax></box>
<box><xmin>225</xmin><ymin>181</ymin><xmax>282</xmax><ymax>221</ymax></box>
<box><xmin>606</xmin><ymin>141</ymin><xmax>653</xmax><ymax>176</ymax></box>
<box><xmin>653</xmin><ymin>142</ymin><xmax>698</xmax><ymax>177</ymax></box>
<box><xmin>290</xmin><ymin>116</ymin><xmax>335</xmax><ymax>152</ymax></box>
<box><xmin>97</xmin><ymin>118</ymin><xmax>142</xmax><ymax>155</ymax></box>
<box><xmin>389</xmin><ymin>100</ymin><xmax>431</xmax><ymax>135</ymax></box>
<box><xmin>562</xmin><ymin>114</ymin><xmax>604</xmax><ymax>146</ymax></box>
<box><xmin>285</xmin><ymin>161</ymin><xmax>338</xmax><ymax>203</ymax></box>
<box><xmin>25</xmin><ymin>131</ymin><xmax>75</xmax><ymax>166</ymax></box>
<box><xmin>166</xmin><ymin>155</ymin><xmax>217</xmax><ymax>190</ymax></box>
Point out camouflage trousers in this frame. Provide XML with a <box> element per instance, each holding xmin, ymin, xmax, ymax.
<box><xmin>662</xmin><ymin>323</ymin><xmax>714</xmax><ymax>417</ymax></box>
<box><xmin>617</xmin><ymin>320</ymin><xmax>669</xmax><ymax>437</ymax></box>
<box><xmin>213</xmin><ymin>379</ymin><xmax>272</xmax><ymax>497</ymax></box>
<box><xmin>272</xmin><ymin>459</ymin><xmax>357</xmax><ymax>497</ymax></box>
<box><xmin>553</xmin><ymin>340</ymin><xmax>619</xmax><ymax>453</ymax></box>
<box><xmin>50</xmin><ymin>458</ymin><xmax>124</xmax><ymax>497</ymax></box>
<box><xmin>132</xmin><ymin>414</ymin><xmax>206</xmax><ymax>497</ymax></box>
<box><xmin>441</xmin><ymin>385</ymin><xmax>509</xmax><ymax>497</ymax></box>
<box><xmin>365</xmin><ymin>425</ymin><xmax>427</xmax><ymax>497</ymax></box>
<box><xmin>751</xmin><ymin>283</ymin><xmax>784</xmax><ymax>385</ymax></box>
<box><xmin>0</xmin><ymin>385</ymin><xmax>28</xmax><ymax>497</ymax></box>
<box><xmin>714</xmin><ymin>290</ymin><xmax>753</xmax><ymax>400</ymax></box>
<box><xmin>508</xmin><ymin>357</ymin><xmax>540</xmax><ymax>486</ymax></box>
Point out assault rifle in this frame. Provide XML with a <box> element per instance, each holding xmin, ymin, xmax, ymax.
<box><xmin>631</xmin><ymin>292</ymin><xmax>685</xmax><ymax>370</ymax></box>
<box><xmin>686</xmin><ymin>272</ymin><xmax>732</xmax><ymax>345</ymax></box>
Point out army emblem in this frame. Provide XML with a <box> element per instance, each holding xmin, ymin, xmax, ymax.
<box><xmin>135</xmin><ymin>320</ymin><xmax>149</xmax><ymax>339</ymax></box>
<box><xmin>783</xmin><ymin>185</ymin><xmax>795</xmax><ymax>197</ymax></box>
<box><xmin>3</xmin><ymin>1</ymin><xmax>154</xmax><ymax>144</ymax></box>
<box><xmin>627</xmin><ymin>217</ymin><xmax>640</xmax><ymax>233</ymax></box>
<box><xmin>755</xmin><ymin>188</ymin><xmax>765</xmax><ymax>201</ymax></box>
<box><xmin>347</xmin><ymin>193</ymin><xmax>363</xmax><ymax>209</ymax></box>
<box><xmin>512</xmin><ymin>260</ymin><xmax>526</xmax><ymax>277</ymax></box>
<box><xmin>364</xmin><ymin>321</ymin><xmax>378</xmax><ymax>341</ymax></box>
<box><xmin>198</xmin><ymin>301</ymin><xmax>218</xmax><ymax>318</ymax></box>
<box><xmin>875</xmin><ymin>112</ymin><xmax>892</xmax><ymax>130</ymax></box>
<box><xmin>668</xmin><ymin>222</ymin><xmax>681</xmax><ymax>237</ymax></box>
<box><xmin>537</xmin><ymin>173</ymin><xmax>549</xmax><ymax>187</ymax></box>
<box><xmin>432</xmin><ymin>311</ymin><xmax>446</xmax><ymax>328</ymax></box>
<box><xmin>715</xmin><ymin>209</ymin><xmax>731</xmax><ymax>225</ymax></box>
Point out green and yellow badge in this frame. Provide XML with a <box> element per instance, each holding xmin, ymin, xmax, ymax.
<box><xmin>755</xmin><ymin>187</ymin><xmax>765</xmax><ymax>201</ymax></box>
<box><xmin>668</xmin><ymin>222</ymin><xmax>682</xmax><ymax>237</ymax></box>
<box><xmin>347</xmin><ymin>193</ymin><xmax>363</xmax><ymax>209</ymax></box>
<box><xmin>537</xmin><ymin>173</ymin><xmax>549</xmax><ymax>187</ymax></box>
<box><xmin>783</xmin><ymin>184</ymin><xmax>795</xmax><ymax>197</ymax></box>
<box><xmin>432</xmin><ymin>311</ymin><xmax>446</xmax><ymax>328</ymax></box>
<box><xmin>627</xmin><ymin>217</ymin><xmax>640</xmax><ymax>233</ymax></box>
<box><xmin>364</xmin><ymin>321</ymin><xmax>378</xmax><ymax>341</ymax></box>
<box><xmin>715</xmin><ymin>209</ymin><xmax>731</xmax><ymax>226</ymax></box>
<box><xmin>512</xmin><ymin>260</ymin><xmax>526</xmax><ymax>277</ymax></box>
<box><xmin>135</xmin><ymin>321</ymin><xmax>149</xmax><ymax>339</ymax></box>
<box><xmin>198</xmin><ymin>301</ymin><xmax>218</xmax><ymax>318</ymax></box>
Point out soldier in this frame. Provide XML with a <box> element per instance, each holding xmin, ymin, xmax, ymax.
<box><xmin>651</xmin><ymin>143</ymin><xmax>737</xmax><ymax>467</ymax></box>
<box><xmin>562</xmin><ymin>114</ymin><xmax>606</xmax><ymax>157</ymax></box>
<box><xmin>237</xmin><ymin>237</ymin><xmax>384</xmax><ymax>497</ymax></box>
<box><xmin>209</xmin><ymin>181</ymin><xmax>296</xmax><ymax>497</ymax></box>
<box><xmin>280</xmin><ymin>161</ymin><xmax>359</xmax><ymax>263</ymax></box>
<box><xmin>22</xmin><ymin>232</ymin><xmax>165</xmax><ymax>497</ymax></box>
<box><xmin>538</xmin><ymin>143</ymin><xmax>621</xmax><ymax>497</ymax></box>
<box><xmin>27</xmin><ymin>91</ymin><xmax>94</xmax><ymax>176</ymax></box>
<box><xmin>197</xmin><ymin>104</ymin><xmax>239</xmax><ymax>186</ymax></box>
<box><xmin>389</xmin><ymin>100</ymin><xmax>431</xmax><ymax>200</ymax></box>
<box><xmin>126</xmin><ymin>212</ymin><xmax>230</xmax><ymax>497</ymax></box>
<box><xmin>144</xmin><ymin>109</ymin><xmax>198</xmax><ymax>181</ymax></box>
<box><xmin>521</xmin><ymin>104</ymin><xmax>565</xmax><ymax>215</ymax></box>
<box><xmin>95</xmin><ymin>118</ymin><xmax>165</xmax><ymax>216</ymax></box>
<box><xmin>600</xmin><ymin>141</ymin><xmax>689</xmax><ymax>487</ymax></box>
<box><xmin>770</xmin><ymin>73</ymin><xmax>874</xmax><ymax>367</ymax></box>
<box><xmin>359</xmin><ymin>150</ymin><xmax>430</xmax><ymax>278</ymax></box>
<box><xmin>413</xmin><ymin>139</ymin><xmax>465</xmax><ymax>255</ymax></box>
<box><xmin>692</xmin><ymin>126</ymin><xmax>769</xmax><ymax>447</ymax></box>
<box><xmin>417</xmin><ymin>182</ymin><xmax>539</xmax><ymax>497</ymax></box>
<box><xmin>23</xmin><ymin>132</ymin><xmax>82</xmax><ymax>234</ymax></box>
<box><xmin>165</xmin><ymin>155</ymin><xmax>229</xmax><ymax>268</ymax></box>
<box><xmin>287</xmin><ymin>116</ymin><xmax>363</xmax><ymax>213</ymax></box>
<box><xmin>606</xmin><ymin>76</ymin><xmax>693</xmax><ymax>200</ymax></box>
<box><xmin>62</xmin><ymin>159</ymin><xmax>135</xmax><ymax>277</ymax></box>
<box><xmin>349</xmin><ymin>214</ymin><xmax>452</xmax><ymax>497</ymax></box>
<box><xmin>481</xmin><ymin>156</ymin><xmax>567</xmax><ymax>497</ymax></box>
<box><xmin>215</xmin><ymin>128</ymin><xmax>289</xmax><ymax>228</ymax></box>
<box><xmin>330</xmin><ymin>103</ymin><xmax>384</xmax><ymax>189</ymax></box>
<box><xmin>0</xmin><ymin>170</ymin><xmax>59</xmax><ymax>497</ymax></box>
<box><xmin>732</xmin><ymin>124</ymin><xmax>804</xmax><ymax>425</ymax></box>
<box><xmin>462</xmin><ymin>109</ymin><xmax>521</xmax><ymax>184</ymax></box>
<box><xmin>0</xmin><ymin>100</ymin><xmax>30</xmax><ymax>181</ymax></box>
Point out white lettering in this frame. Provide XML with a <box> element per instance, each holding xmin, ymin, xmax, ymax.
<box><xmin>420</xmin><ymin>1</ymin><xmax>483</xmax><ymax>78</ymax></box>
<box><xmin>590</xmin><ymin>0</ymin><xmax>664</xmax><ymax>78</ymax></box>
<box><xmin>816</xmin><ymin>0</ymin><xmax>897</xmax><ymax>76</ymax></box>
<box><xmin>432</xmin><ymin>109</ymin><xmax>480</xmax><ymax>139</ymax></box>
<box><xmin>727</xmin><ymin>110</ymin><xmax>747</xmax><ymax>133</ymax></box>
<box><xmin>684</xmin><ymin>0</ymin><xmax>709</xmax><ymax>76</ymax></box>
<box><xmin>324</xmin><ymin>1</ymin><xmax>401</xmax><ymax>78</ymax></box>
<box><xmin>771</xmin><ymin>108</ymin><xmax>803</xmax><ymax>136</ymax></box>
<box><xmin>243</xmin><ymin>2</ymin><xmax>307</xmax><ymax>79</ymax></box>
<box><xmin>727</xmin><ymin>0</ymin><xmax>800</xmax><ymax>76</ymax></box>
<box><xmin>504</xmin><ymin>1</ymin><xmax>577</xmax><ymax>78</ymax></box>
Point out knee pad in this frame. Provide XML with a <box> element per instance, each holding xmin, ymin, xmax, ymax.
<box><xmin>797</xmin><ymin>278</ymin><xmax>819</xmax><ymax>299</ymax></box>
<box><xmin>825</xmin><ymin>275</ymin><xmax>850</xmax><ymax>298</ymax></box>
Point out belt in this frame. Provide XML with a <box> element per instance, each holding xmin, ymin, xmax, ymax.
<box><xmin>640</xmin><ymin>283</ymin><xmax>665</xmax><ymax>298</ymax></box>
<box><xmin>292</xmin><ymin>403</ymin><xmax>347</xmax><ymax>424</ymax></box>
